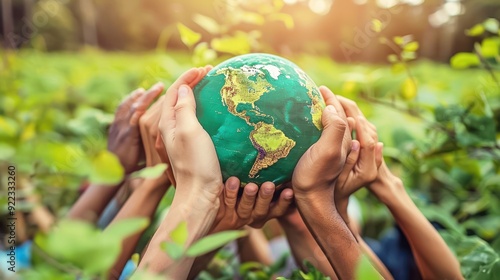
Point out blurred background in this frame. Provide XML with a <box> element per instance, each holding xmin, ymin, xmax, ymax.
<box><xmin>2</xmin><ymin>0</ymin><xmax>500</xmax><ymax>61</ymax></box>
<box><xmin>1</xmin><ymin>0</ymin><xmax>500</xmax><ymax>279</ymax></box>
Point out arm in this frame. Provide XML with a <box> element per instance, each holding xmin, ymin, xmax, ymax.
<box><xmin>291</xmin><ymin>89</ymin><xmax>373</xmax><ymax>279</ymax></box>
<box><xmin>278</xmin><ymin>209</ymin><xmax>338</xmax><ymax>279</ymax></box>
<box><xmin>369</xmin><ymin>163</ymin><xmax>463</xmax><ymax>280</ymax></box>
<box><xmin>107</xmin><ymin>177</ymin><xmax>169</xmax><ymax>279</ymax></box>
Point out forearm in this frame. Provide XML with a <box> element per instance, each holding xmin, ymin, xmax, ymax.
<box><xmin>67</xmin><ymin>182</ymin><xmax>123</xmax><ymax>223</ymax></box>
<box><xmin>107</xmin><ymin>179</ymin><xmax>169</xmax><ymax>279</ymax></box>
<box><xmin>295</xmin><ymin>193</ymin><xmax>365</xmax><ymax>280</ymax></box>
<box><xmin>237</xmin><ymin>227</ymin><xmax>273</xmax><ymax>266</ymax></box>
<box><xmin>388</xmin><ymin>191</ymin><xmax>462</xmax><ymax>279</ymax></box>
<box><xmin>372</xmin><ymin>171</ymin><xmax>462</xmax><ymax>280</ymax></box>
<box><xmin>278</xmin><ymin>217</ymin><xmax>337</xmax><ymax>279</ymax></box>
<box><xmin>137</xmin><ymin>195</ymin><xmax>219</xmax><ymax>278</ymax></box>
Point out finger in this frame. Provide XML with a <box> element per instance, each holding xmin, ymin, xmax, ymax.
<box><xmin>159</xmin><ymin>68</ymin><xmax>200</xmax><ymax>147</ymax></box>
<box><xmin>253</xmin><ymin>182</ymin><xmax>275</xmax><ymax>218</ymax></box>
<box><xmin>237</xmin><ymin>183</ymin><xmax>259</xmax><ymax>219</ymax></box>
<box><xmin>347</xmin><ymin>116</ymin><xmax>355</xmax><ymax>133</ymax></box>
<box><xmin>130</xmin><ymin>82</ymin><xmax>165</xmax><ymax>126</ymax></box>
<box><xmin>337</xmin><ymin>140</ymin><xmax>360</xmax><ymax>187</ymax></box>
<box><xmin>336</xmin><ymin>96</ymin><xmax>364</xmax><ymax>119</ymax></box>
<box><xmin>224</xmin><ymin>177</ymin><xmax>240</xmax><ymax>210</ymax></box>
<box><xmin>319</xmin><ymin>86</ymin><xmax>347</xmax><ymax>119</ymax></box>
<box><xmin>356</xmin><ymin>116</ymin><xmax>376</xmax><ymax>148</ymax></box>
<box><xmin>118</xmin><ymin>88</ymin><xmax>145</xmax><ymax>115</ymax></box>
<box><xmin>375</xmin><ymin>142</ymin><xmax>384</xmax><ymax>168</ymax></box>
<box><xmin>269</xmin><ymin>188</ymin><xmax>294</xmax><ymax>218</ymax></box>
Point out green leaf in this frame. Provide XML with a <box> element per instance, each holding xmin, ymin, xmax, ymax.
<box><xmin>103</xmin><ymin>217</ymin><xmax>149</xmax><ymax>241</ymax></box>
<box><xmin>356</xmin><ymin>254</ymin><xmax>382</xmax><ymax>279</ymax></box>
<box><xmin>371</xmin><ymin>19</ymin><xmax>382</xmax><ymax>33</ymax></box>
<box><xmin>466</xmin><ymin>24</ymin><xmax>485</xmax><ymax>37</ymax></box>
<box><xmin>400</xmin><ymin>78</ymin><xmax>417</xmax><ymax>100</ymax></box>
<box><xmin>483</xmin><ymin>18</ymin><xmax>499</xmax><ymax>34</ymax></box>
<box><xmin>404</xmin><ymin>41</ymin><xmax>419</xmax><ymax>52</ymax></box>
<box><xmin>193</xmin><ymin>42</ymin><xmax>217</xmax><ymax>66</ymax></box>
<box><xmin>177</xmin><ymin>23</ymin><xmax>202</xmax><ymax>48</ymax></box>
<box><xmin>401</xmin><ymin>51</ymin><xmax>417</xmax><ymax>61</ymax></box>
<box><xmin>0</xmin><ymin>143</ymin><xmax>15</xmax><ymax>160</ymax></box>
<box><xmin>387</xmin><ymin>54</ymin><xmax>398</xmax><ymax>63</ymax></box>
<box><xmin>480</xmin><ymin>37</ymin><xmax>500</xmax><ymax>58</ymax></box>
<box><xmin>391</xmin><ymin>62</ymin><xmax>406</xmax><ymax>74</ymax></box>
<box><xmin>211</xmin><ymin>32</ymin><xmax>251</xmax><ymax>55</ymax></box>
<box><xmin>192</xmin><ymin>14</ymin><xmax>221</xmax><ymax>35</ymax></box>
<box><xmin>89</xmin><ymin>150</ymin><xmax>124</xmax><ymax>185</ymax></box>
<box><xmin>131</xmin><ymin>163</ymin><xmax>168</xmax><ymax>179</ymax></box>
<box><xmin>393</xmin><ymin>36</ymin><xmax>404</xmax><ymax>46</ymax></box>
<box><xmin>170</xmin><ymin>221</ymin><xmax>188</xmax><ymax>245</ymax></box>
<box><xmin>161</xmin><ymin>241</ymin><xmax>184</xmax><ymax>260</ymax></box>
<box><xmin>239</xmin><ymin>12</ymin><xmax>266</xmax><ymax>26</ymax></box>
<box><xmin>450</xmin><ymin>52</ymin><xmax>480</xmax><ymax>69</ymax></box>
<box><xmin>186</xmin><ymin>230</ymin><xmax>247</xmax><ymax>257</ymax></box>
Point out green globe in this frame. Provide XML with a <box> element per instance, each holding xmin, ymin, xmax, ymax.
<box><xmin>194</xmin><ymin>53</ymin><xmax>325</xmax><ymax>186</ymax></box>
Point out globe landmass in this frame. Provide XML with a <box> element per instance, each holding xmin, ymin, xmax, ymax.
<box><xmin>194</xmin><ymin>53</ymin><xmax>325</xmax><ymax>186</ymax></box>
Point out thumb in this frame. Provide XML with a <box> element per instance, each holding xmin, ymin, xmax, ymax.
<box><xmin>174</xmin><ymin>85</ymin><xmax>200</xmax><ymax>131</ymax></box>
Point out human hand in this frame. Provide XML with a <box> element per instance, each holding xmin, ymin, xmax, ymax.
<box><xmin>211</xmin><ymin>177</ymin><xmax>294</xmax><ymax>231</ymax></box>
<box><xmin>334</xmin><ymin>96</ymin><xmax>383</xmax><ymax>220</ymax></box>
<box><xmin>108</xmin><ymin>84</ymin><xmax>164</xmax><ymax>174</ymax></box>
<box><xmin>291</xmin><ymin>86</ymin><xmax>351</xmax><ymax>202</ymax></box>
<box><xmin>158</xmin><ymin>67</ymin><xmax>222</xmax><ymax>205</ymax></box>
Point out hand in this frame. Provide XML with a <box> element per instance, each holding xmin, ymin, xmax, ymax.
<box><xmin>334</xmin><ymin>96</ymin><xmax>383</xmax><ymax>219</ymax></box>
<box><xmin>291</xmin><ymin>86</ymin><xmax>351</xmax><ymax>202</ymax></box>
<box><xmin>108</xmin><ymin>84</ymin><xmax>164</xmax><ymax>174</ymax></box>
<box><xmin>158</xmin><ymin>66</ymin><xmax>222</xmax><ymax>205</ymax></box>
<box><xmin>211</xmin><ymin>177</ymin><xmax>294</xmax><ymax>232</ymax></box>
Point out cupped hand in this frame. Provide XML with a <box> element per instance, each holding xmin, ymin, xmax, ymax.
<box><xmin>211</xmin><ymin>177</ymin><xmax>294</xmax><ymax>232</ymax></box>
<box><xmin>108</xmin><ymin>83</ymin><xmax>164</xmax><ymax>174</ymax></box>
<box><xmin>158</xmin><ymin>67</ymin><xmax>222</xmax><ymax>204</ymax></box>
<box><xmin>291</xmin><ymin>86</ymin><xmax>351</xmax><ymax>201</ymax></box>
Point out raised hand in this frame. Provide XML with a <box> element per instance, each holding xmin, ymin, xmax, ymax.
<box><xmin>291</xmin><ymin>86</ymin><xmax>351</xmax><ymax>201</ymax></box>
<box><xmin>157</xmin><ymin>66</ymin><xmax>223</xmax><ymax>205</ymax></box>
<box><xmin>211</xmin><ymin>177</ymin><xmax>294</xmax><ymax>232</ymax></box>
<box><xmin>333</xmin><ymin>94</ymin><xmax>384</xmax><ymax>221</ymax></box>
<box><xmin>108</xmin><ymin>84</ymin><xmax>164</xmax><ymax>174</ymax></box>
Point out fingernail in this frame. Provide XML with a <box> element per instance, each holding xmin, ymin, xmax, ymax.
<box><xmin>228</xmin><ymin>181</ymin><xmax>238</xmax><ymax>190</ymax></box>
<box><xmin>285</xmin><ymin>191</ymin><xmax>294</xmax><ymax>199</ymax></box>
<box><xmin>262</xmin><ymin>186</ymin><xmax>273</xmax><ymax>195</ymax></box>
<box><xmin>352</xmin><ymin>141</ymin><xmax>360</xmax><ymax>151</ymax></box>
<box><xmin>178</xmin><ymin>85</ymin><xmax>188</xmax><ymax>99</ymax></box>
<box><xmin>325</xmin><ymin>105</ymin><xmax>336</xmax><ymax>113</ymax></box>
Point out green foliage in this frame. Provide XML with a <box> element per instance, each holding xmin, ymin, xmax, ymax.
<box><xmin>131</xmin><ymin>163</ymin><xmax>168</xmax><ymax>180</ymax></box>
<box><xmin>28</xmin><ymin>218</ymin><xmax>148</xmax><ymax>278</ymax></box>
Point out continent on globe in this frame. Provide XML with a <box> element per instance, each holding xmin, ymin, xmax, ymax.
<box><xmin>194</xmin><ymin>53</ymin><xmax>325</xmax><ymax>186</ymax></box>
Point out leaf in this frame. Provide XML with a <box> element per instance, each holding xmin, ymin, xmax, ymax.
<box><xmin>131</xmin><ymin>163</ymin><xmax>168</xmax><ymax>179</ymax></box>
<box><xmin>0</xmin><ymin>143</ymin><xmax>15</xmax><ymax>160</ymax></box>
<box><xmin>170</xmin><ymin>221</ymin><xmax>188</xmax><ymax>245</ymax></box>
<box><xmin>239</xmin><ymin>12</ymin><xmax>265</xmax><ymax>25</ymax></box>
<box><xmin>89</xmin><ymin>150</ymin><xmax>124</xmax><ymax>185</ymax></box>
<box><xmin>103</xmin><ymin>217</ymin><xmax>149</xmax><ymax>241</ymax></box>
<box><xmin>400</xmin><ymin>78</ymin><xmax>417</xmax><ymax>100</ymax></box>
<box><xmin>356</xmin><ymin>254</ymin><xmax>383</xmax><ymax>279</ymax></box>
<box><xmin>193</xmin><ymin>42</ymin><xmax>217</xmax><ymax>66</ymax></box>
<box><xmin>393</xmin><ymin>36</ymin><xmax>404</xmax><ymax>46</ymax></box>
<box><xmin>211</xmin><ymin>32</ymin><xmax>251</xmax><ymax>55</ymax></box>
<box><xmin>466</xmin><ymin>24</ymin><xmax>484</xmax><ymax>37</ymax></box>
<box><xmin>391</xmin><ymin>62</ymin><xmax>406</xmax><ymax>74</ymax></box>
<box><xmin>387</xmin><ymin>54</ymin><xmax>398</xmax><ymax>63</ymax></box>
<box><xmin>186</xmin><ymin>230</ymin><xmax>247</xmax><ymax>257</ymax></box>
<box><xmin>371</xmin><ymin>19</ymin><xmax>382</xmax><ymax>33</ymax></box>
<box><xmin>177</xmin><ymin>23</ymin><xmax>201</xmax><ymax>48</ymax></box>
<box><xmin>450</xmin><ymin>52</ymin><xmax>480</xmax><ymax>69</ymax></box>
<box><xmin>404</xmin><ymin>41</ymin><xmax>419</xmax><ymax>52</ymax></box>
<box><xmin>268</xmin><ymin>13</ymin><xmax>294</xmax><ymax>29</ymax></box>
<box><xmin>192</xmin><ymin>14</ymin><xmax>221</xmax><ymax>35</ymax></box>
<box><xmin>161</xmin><ymin>241</ymin><xmax>184</xmax><ymax>260</ymax></box>
<box><xmin>401</xmin><ymin>51</ymin><xmax>417</xmax><ymax>61</ymax></box>
<box><xmin>480</xmin><ymin>37</ymin><xmax>500</xmax><ymax>58</ymax></box>
<box><xmin>483</xmin><ymin>18</ymin><xmax>499</xmax><ymax>34</ymax></box>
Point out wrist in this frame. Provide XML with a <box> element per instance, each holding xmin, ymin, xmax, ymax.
<box><xmin>369</xmin><ymin>169</ymin><xmax>406</xmax><ymax>207</ymax></box>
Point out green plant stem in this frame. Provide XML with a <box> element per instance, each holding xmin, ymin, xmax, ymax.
<box><xmin>474</xmin><ymin>43</ymin><xmax>500</xmax><ymax>88</ymax></box>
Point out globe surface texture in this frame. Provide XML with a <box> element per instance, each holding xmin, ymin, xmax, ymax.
<box><xmin>194</xmin><ymin>53</ymin><xmax>325</xmax><ymax>186</ymax></box>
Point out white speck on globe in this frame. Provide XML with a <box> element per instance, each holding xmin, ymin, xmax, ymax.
<box><xmin>255</xmin><ymin>64</ymin><xmax>281</xmax><ymax>80</ymax></box>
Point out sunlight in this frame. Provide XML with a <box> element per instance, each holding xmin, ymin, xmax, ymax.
<box><xmin>308</xmin><ymin>0</ymin><xmax>333</xmax><ymax>15</ymax></box>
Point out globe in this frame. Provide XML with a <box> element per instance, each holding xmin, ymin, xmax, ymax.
<box><xmin>194</xmin><ymin>53</ymin><xmax>325</xmax><ymax>186</ymax></box>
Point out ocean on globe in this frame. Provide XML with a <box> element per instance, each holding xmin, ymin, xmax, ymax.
<box><xmin>194</xmin><ymin>53</ymin><xmax>325</xmax><ymax>186</ymax></box>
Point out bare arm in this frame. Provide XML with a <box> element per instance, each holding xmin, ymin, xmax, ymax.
<box><xmin>107</xmin><ymin>177</ymin><xmax>169</xmax><ymax>279</ymax></box>
<box><xmin>278</xmin><ymin>210</ymin><xmax>338</xmax><ymax>279</ymax></box>
<box><xmin>370</xmin><ymin>163</ymin><xmax>463</xmax><ymax>280</ymax></box>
